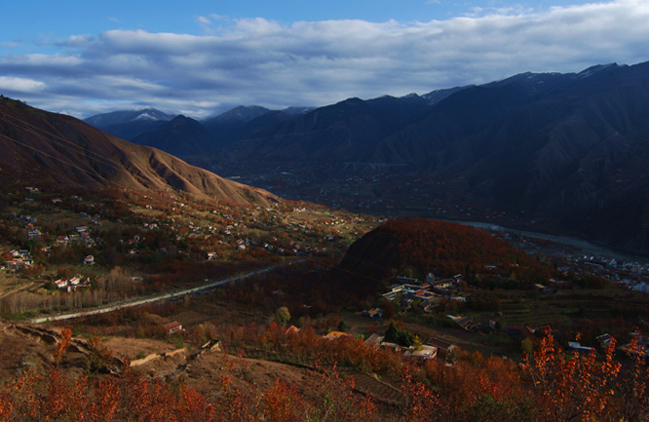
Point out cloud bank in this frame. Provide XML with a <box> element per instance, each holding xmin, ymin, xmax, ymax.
<box><xmin>1</xmin><ymin>0</ymin><xmax>648</xmax><ymax>118</ymax></box>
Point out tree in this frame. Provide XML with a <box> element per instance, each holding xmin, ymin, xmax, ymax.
<box><xmin>384</xmin><ymin>321</ymin><xmax>413</xmax><ymax>347</ymax></box>
<box><xmin>521</xmin><ymin>337</ymin><xmax>534</xmax><ymax>354</ymax></box>
<box><xmin>413</xmin><ymin>335</ymin><xmax>423</xmax><ymax>351</ymax></box>
<box><xmin>523</xmin><ymin>327</ymin><xmax>623</xmax><ymax>421</ymax></box>
<box><xmin>274</xmin><ymin>307</ymin><xmax>290</xmax><ymax>326</ymax></box>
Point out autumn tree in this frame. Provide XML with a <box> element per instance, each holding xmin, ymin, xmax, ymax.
<box><xmin>274</xmin><ymin>306</ymin><xmax>291</xmax><ymax>326</ymax></box>
<box><xmin>523</xmin><ymin>328</ymin><xmax>622</xmax><ymax>421</ymax></box>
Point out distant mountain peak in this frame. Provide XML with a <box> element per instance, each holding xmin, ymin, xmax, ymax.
<box><xmin>208</xmin><ymin>105</ymin><xmax>271</xmax><ymax>125</ymax></box>
<box><xmin>134</xmin><ymin>111</ymin><xmax>164</xmax><ymax>121</ymax></box>
<box><xmin>282</xmin><ymin>106</ymin><xmax>315</xmax><ymax>115</ymax></box>
<box><xmin>84</xmin><ymin>108</ymin><xmax>174</xmax><ymax>128</ymax></box>
<box><xmin>576</xmin><ymin>62</ymin><xmax>621</xmax><ymax>79</ymax></box>
<box><xmin>422</xmin><ymin>86</ymin><xmax>472</xmax><ymax>105</ymax></box>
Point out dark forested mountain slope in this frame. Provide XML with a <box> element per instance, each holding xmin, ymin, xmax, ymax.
<box><xmin>225</xmin><ymin>94</ymin><xmax>431</xmax><ymax>162</ymax></box>
<box><xmin>129</xmin><ymin>115</ymin><xmax>214</xmax><ymax>157</ymax></box>
<box><xmin>450</xmin><ymin>62</ymin><xmax>649</xmax><ymax>253</ymax></box>
<box><xmin>221</xmin><ymin>61</ymin><xmax>649</xmax><ymax>255</ymax></box>
<box><xmin>203</xmin><ymin>106</ymin><xmax>296</xmax><ymax>149</ymax></box>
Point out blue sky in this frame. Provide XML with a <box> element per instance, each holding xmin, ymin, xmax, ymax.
<box><xmin>2</xmin><ymin>0</ymin><xmax>597</xmax><ymax>40</ymax></box>
<box><xmin>1</xmin><ymin>0</ymin><xmax>647</xmax><ymax>118</ymax></box>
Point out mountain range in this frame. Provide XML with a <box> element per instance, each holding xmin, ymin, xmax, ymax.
<box><xmin>62</xmin><ymin>59</ymin><xmax>649</xmax><ymax>256</ymax></box>
<box><xmin>0</xmin><ymin>96</ymin><xmax>277</xmax><ymax>206</ymax></box>
<box><xmin>85</xmin><ymin>105</ymin><xmax>315</xmax><ymax>154</ymax></box>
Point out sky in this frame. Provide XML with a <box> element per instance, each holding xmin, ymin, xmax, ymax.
<box><xmin>0</xmin><ymin>0</ymin><xmax>648</xmax><ymax>119</ymax></box>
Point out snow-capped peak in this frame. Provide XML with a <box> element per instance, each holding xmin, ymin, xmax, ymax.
<box><xmin>134</xmin><ymin>112</ymin><xmax>160</xmax><ymax>121</ymax></box>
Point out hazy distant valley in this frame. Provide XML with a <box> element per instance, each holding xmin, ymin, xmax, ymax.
<box><xmin>86</xmin><ymin>60</ymin><xmax>649</xmax><ymax>257</ymax></box>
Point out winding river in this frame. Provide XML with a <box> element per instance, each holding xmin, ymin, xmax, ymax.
<box><xmin>452</xmin><ymin>220</ymin><xmax>649</xmax><ymax>264</ymax></box>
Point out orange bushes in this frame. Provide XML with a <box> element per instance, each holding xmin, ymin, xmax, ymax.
<box><xmin>406</xmin><ymin>355</ymin><xmax>536</xmax><ymax>422</ymax></box>
<box><xmin>5</xmin><ymin>321</ymin><xmax>648</xmax><ymax>421</ymax></box>
<box><xmin>0</xmin><ymin>393</ymin><xmax>13</xmax><ymax>422</ymax></box>
<box><xmin>1</xmin><ymin>367</ymin><xmax>219</xmax><ymax>422</ymax></box>
<box><xmin>221</xmin><ymin>321</ymin><xmax>403</xmax><ymax>375</ymax></box>
<box><xmin>401</xmin><ymin>328</ymin><xmax>649</xmax><ymax>421</ymax></box>
<box><xmin>54</xmin><ymin>328</ymin><xmax>72</xmax><ymax>363</ymax></box>
<box><xmin>0</xmin><ymin>359</ymin><xmax>375</xmax><ymax>422</ymax></box>
<box><xmin>522</xmin><ymin>329</ymin><xmax>641</xmax><ymax>421</ymax></box>
<box><xmin>262</xmin><ymin>380</ymin><xmax>303</xmax><ymax>422</ymax></box>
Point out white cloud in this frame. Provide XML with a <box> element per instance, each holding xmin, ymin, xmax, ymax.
<box><xmin>0</xmin><ymin>0</ymin><xmax>648</xmax><ymax>118</ymax></box>
<box><xmin>0</xmin><ymin>76</ymin><xmax>45</xmax><ymax>92</ymax></box>
<box><xmin>208</xmin><ymin>14</ymin><xmax>228</xmax><ymax>21</ymax></box>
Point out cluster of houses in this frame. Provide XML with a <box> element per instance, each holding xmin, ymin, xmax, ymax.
<box><xmin>55</xmin><ymin>225</ymin><xmax>97</xmax><ymax>248</ymax></box>
<box><xmin>130</xmin><ymin>199</ymin><xmax>356</xmax><ymax>262</ymax></box>
<box><xmin>16</xmin><ymin>190</ymin><xmax>106</xmax><ymax>250</ymax></box>
<box><xmin>13</xmin><ymin>211</ymin><xmax>42</xmax><ymax>240</ymax></box>
<box><xmin>381</xmin><ymin>274</ymin><xmax>467</xmax><ymax>313</ymax></box>
<box><xmin>556</xmin><ymin>254</ymin><xmax>649</xmax><ymax>294</ymax></box>
<box><xmin>284</xmin><ymin>324</ymin><xmax>456</xmax><ymax>362</ymax></box>
<box><xmin>363</xmin><ymin>332</ymin><xmax>446</xmax><ymax>361</ymax></box>
<box><xmin>3</xmin><ymin>249</ymin><xmax>34</xmax><ymax>270</ymax></box>
<box><xmin>119</xmin><ymin>234</ymin><xmax>142</xmax><ymax>256</ymax></box>
<box><xmin>370</xmin><ymin>274</ymin><xmax>544</xmax><ymax>335</ymax></box>
<box><xmin>9</xmin><ymin>212</ymin><xmax>37</xmax><ymax>224</ymax></box>
<box><xmin>565</xmin><ymin>332</ymin><xmax>649</xmax><ymax>358</ymax></box>
<box><xmin>4</xmin><ymin>191</ymin><xmax>104</xmax><ymax>271</ymax></box>
<box><xmin>53</xmin><ymin>274</ymin><xmax>90</xmax><ymax>292</ymax></box>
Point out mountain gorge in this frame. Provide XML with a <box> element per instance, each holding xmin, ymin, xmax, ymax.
<box><xmin>82</xmin><ymin>60</ymin><xmax>649</xmax><ymax>256</ymax></box>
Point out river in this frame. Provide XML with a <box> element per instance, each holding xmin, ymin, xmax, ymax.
<box><xmin>450</xmin><ymin>220</ymin><xmax>649</xmax><ymax>264</ymax></box>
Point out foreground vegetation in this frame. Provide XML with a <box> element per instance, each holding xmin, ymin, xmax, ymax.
<box><xmin>2</xmin><ymin>186</ymin><xmax>649</xmax><ymax>420</ymax></box>
<box><xmin>1</xmin><ymin>323</ymin><xmax>648</xmax><ymax>421</ymax></box>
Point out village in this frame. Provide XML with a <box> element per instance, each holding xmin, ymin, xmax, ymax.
<box><xmin>354</xmin><ymin>251</ymin><xmax>649</xmax><ymax>362</ymax></box>
<box><xmin>0</xmin><ymin>185</ymin><xmax>379</xmax><ymax>314</ymax></box>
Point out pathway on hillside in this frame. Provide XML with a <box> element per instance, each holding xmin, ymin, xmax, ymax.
<box><xmin>29</xmin><ymin>259</ymin><xmax>306</xmax><ymax>324</ymax></box>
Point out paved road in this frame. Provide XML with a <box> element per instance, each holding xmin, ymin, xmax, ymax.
<box><xmin>29</xmin><ymin>260</ymin><xmax>306</xmax><ymax>324</ymax></box>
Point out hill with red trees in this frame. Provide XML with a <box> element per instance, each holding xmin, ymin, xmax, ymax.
<box><xmin>334</xmin><ymin>218</ymin><xmax>551</xmax><ymax>295</ymax></box>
